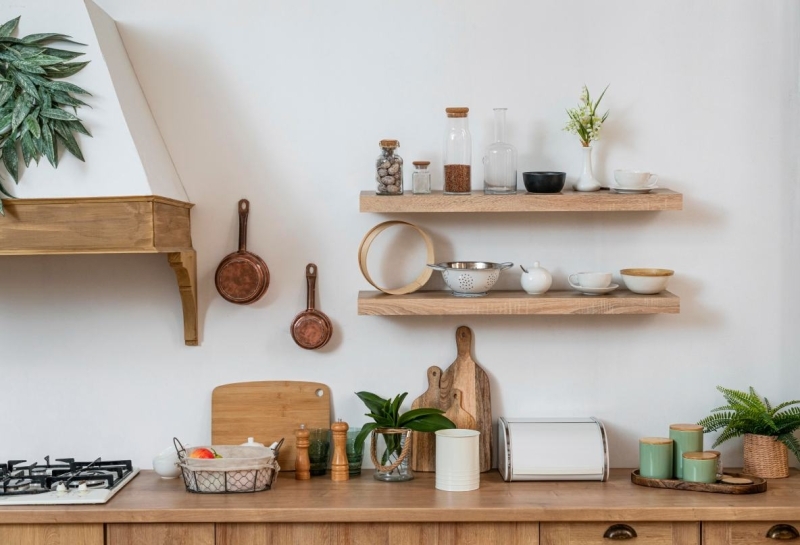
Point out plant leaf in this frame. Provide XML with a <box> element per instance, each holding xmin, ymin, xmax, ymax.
<box><xmin>45</xmin><ymin>60</ymin><xmax>89</xmax><ymax>79</ymax></box>
<box><xmin>20</xmin><ymin>131</ymin><xmax>34</xmax><ymax>166</ymax></box>
<box><xmin>68</xmin><ymin>119</ymin><xmax>91</xmax><ymax>137</ymax></box>
<box><xmin>23</xmin><ymin>113</ymin><xmax>40</xmax><ymax>139</ymax></box>
<box><xmin>11</xmin><ymin>93</ymin><xmax>31</xmax><ymax>130</ymax></box>
<box><xmin>42</xmin><ymin>47</ymin><xmax>84</xmax><ymax>60</ymax></box>
<box><xmin>11</xmin><ymin>59</ymin><xmax>46</xmax><ymax>75</ymax></box>
<box><xmin>41</xmin><ymin>107</ymin><xmax>77</xmax><ymax>121</ymax></box>
<box><xmin>398</xmin><ymin>407</ymin><xmax>446</xmax><ymax>426</ymax></box>
<box><xmin>0</xmin><ymin>84</ymin><xmax>14</xmax><ymax>107</ymax></box>
<box><xmin>0</xmin><ymin>175</ymin><xmax>12</xmax><ymax>198</ymax></box>
<box><xmin>390</xmin><ymin>393</ymin><xmax>408</xmax><ymax>423</ymax></box>
<box><xmin>0</xmin><ymin>17</ymin><xmax>20</xmax><ymax>38</ymax></box>
<box><xmin>403</xmin><ymin>414</ymin><xmax>457</xmax><ymax>433</ymax></box>
<box><xmin>41</xmin><ymin>121</ymin><xmax>56</xmax><ymax>167</ymax></box>
<box><xmin>21</xmin><ymin>33</ymin><xmax>73</xmax><ymax>44</ymax></box>
<box><xmin>2</xmin><ymin>136</ymin><xmax>19</xmax><ymax>182</ymax></box>
<box><xmin>12</xmin><ymin>71</ymin><xmax>38</xmax><ymax>100</ymax></box>
<box><xmin>45</xmin><ymin>80</ymin><xmax>91</xmax><ymax>95</ymax></box>
<box><xmin>353</xmin><ymin>422</ymin><xmax>378</xmax><ymax>456</ymax></box>
<box><xmin>355</xmin><ymin>391</ymin><xmax>388</xmax><ymax>417</ymax></box>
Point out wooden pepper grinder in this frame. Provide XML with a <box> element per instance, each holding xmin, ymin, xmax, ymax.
<box><xmin>330</xmin><ymin>419</ymin><xmax>349</xmax><ymax>481</ymax></box>
<box><xmin>295</xmin><ymin>424</ymin><xmax>311</xmax><ymax>480</ymax></box>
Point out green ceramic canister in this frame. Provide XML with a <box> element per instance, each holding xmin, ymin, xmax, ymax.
<box><xmin>639</xmin><ymin>437</ymin><xmax>673</xmax><ymax>479</ymax></box>
<box><xmin>682</xmin><ymin>451</ymin><xmax>719</xmax><ymax>483</ymax></box>
<box><xmin>669</xmin><ymin>424</ymin><xmax>703</xmax><ymax>479</ymax></box>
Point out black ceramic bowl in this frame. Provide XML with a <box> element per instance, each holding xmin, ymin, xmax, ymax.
<box><xmin>523</xmin><ymin>171</ymin><xmax>566</xmax><ymax>193</ymax></box>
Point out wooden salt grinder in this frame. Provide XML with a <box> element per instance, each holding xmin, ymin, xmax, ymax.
<box><xmin>295</xmin><ymin>424</ymin><xmax>311</xmax><ymax>480</ymax></box>
<box><xmin>330</xmin><ymin>419</ymin><xmax>349</xmax><ymax>481</ymax></box>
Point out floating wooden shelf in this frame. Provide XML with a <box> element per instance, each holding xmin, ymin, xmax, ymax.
<box><xmin>0</xmin><ymin>196</ymin><xmax>199</xmax><ymax>346</ymax></box>
<box><xmin>358</xmin><ymin>290</ymin><xmax>679</xmax><ymax>316</ymax></box>
<box><xmin>360</xmin><ymin>188</ymin><xmax>682</xmax><ymax>213</ymax></box>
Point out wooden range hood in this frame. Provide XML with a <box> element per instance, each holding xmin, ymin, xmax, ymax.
<box><xmin>0</xmin><ymin>196</ymin><xmax>198</xmax><ymax>346</ymax></box>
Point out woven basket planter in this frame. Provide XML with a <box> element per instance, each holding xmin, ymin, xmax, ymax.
<box><xmin>742</xmin><ymin>433</ymin><xmax>789</xmax><ymax>479</ymax></box>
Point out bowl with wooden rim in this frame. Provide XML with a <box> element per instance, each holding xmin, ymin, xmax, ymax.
<box><xmin>620</xmin><ymin>268</ymin><xmax>674</xmax><ymax>294</ymax></box>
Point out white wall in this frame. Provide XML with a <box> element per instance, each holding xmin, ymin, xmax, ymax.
<box><xmin>2</xmin><ymin>0</ymin><xmax>798</xmax><ymax>470</ymax></box>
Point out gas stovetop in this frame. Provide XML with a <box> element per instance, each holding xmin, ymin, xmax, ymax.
<box><xmin>0</xmin><ymin>457</ymin><xmax>139</xmax><ymax>505</ymax></box>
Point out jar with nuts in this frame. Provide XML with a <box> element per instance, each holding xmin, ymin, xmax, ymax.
<box><xmin>375</xmin><ymin>139</ymin><xmax>403</xmax><ymax>195</ymax></box>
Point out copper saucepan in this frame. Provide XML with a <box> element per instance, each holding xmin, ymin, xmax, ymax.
<box><xmin>291</xmin><ymin>263</ymin><xmax>332</xmax><ymax>350</ymax></box>
<box><xmin>215</xmin><ymin>199</ymin><xmax>270</xmax><ymax>304</ymax></box>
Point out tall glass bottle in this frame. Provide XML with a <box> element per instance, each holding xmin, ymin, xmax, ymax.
<box><xmin>483</xmin><ymin>108</ymin><xmax>517</xmax><ymax>194</ymax></box>
<box><xmin>443</xmin><ymin>107</ymin><xmax>472</xmax><ymax>195</ymax></box>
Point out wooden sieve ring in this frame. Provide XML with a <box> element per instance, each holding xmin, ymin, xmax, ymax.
<box><xmin>358</xmin><ymin>221</ymin><xmax>434</xmax><ymax>295</ymax></box>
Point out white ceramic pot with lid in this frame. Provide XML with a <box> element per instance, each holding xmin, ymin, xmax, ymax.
<box><xmin>520</xmin><ymin>262</ymin><xmax>552</xmax><ymax>295</ymax></box>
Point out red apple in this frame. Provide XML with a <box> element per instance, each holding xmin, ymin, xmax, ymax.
<box><xmin>189</xmin><ymin>447</ymin><xmax>221</xmax><ymax>459</ymax></box>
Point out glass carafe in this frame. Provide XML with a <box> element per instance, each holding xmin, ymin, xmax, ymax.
<box><xmin>443</xmin><ymin>107</ymin><xmax>472</xmax><ymax>194</ymax></box>
<box><xmin>483</xmin><ymin>108</ymin><xmax>517</xmax><ymax>194</ymax></box>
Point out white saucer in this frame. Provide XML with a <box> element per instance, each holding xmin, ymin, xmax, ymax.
<box><xmin>569</xmin><ymin>283</ymin><xmax>619</xmax><ymax>295</ymax></box>
<box><xmin>611</xmin><ymin>186</ymin><xmax>658</xmax><ymax>194</ymax></box>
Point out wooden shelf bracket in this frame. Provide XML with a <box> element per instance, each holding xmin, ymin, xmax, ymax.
<box><xmin>168</xmin><ymin>250</ymin><xmax>199</xmax><ymax>346</ymax></box>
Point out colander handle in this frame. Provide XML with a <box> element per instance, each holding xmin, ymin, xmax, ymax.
<box><xmin>427</xmin><ymin>264</ymin><xmax>446</xmax><ymax>271</ymax></box>
<box><xmin>498</xmin><ymin>262</ymin><xmax>514</xmax><ymax>270</ymax></box>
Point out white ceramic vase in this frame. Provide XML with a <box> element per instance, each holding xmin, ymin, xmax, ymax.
<box><xmin>574</xmin><ymin>145</ymin><xmax>601</xmax><ymax>192</ymax></box>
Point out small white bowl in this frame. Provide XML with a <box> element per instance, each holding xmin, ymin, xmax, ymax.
<box><xmin>153</xmin><ymin>447</ymin><xmax>182</xmax><ymax>479</ymax></box>
<box><xmin>620</xmin><ymin>268</ymin><xmax>674</xmax><ymax>294</ymax></box>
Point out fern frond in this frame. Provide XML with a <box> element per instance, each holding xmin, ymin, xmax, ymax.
<box><xmin>718</xmin><ymin>386</ymin><xmax>767</xmax><ymax>411</ymax></box>
<box><xmin>712</xmin><ymin>426</ymin><xmax>745</xmax><ymax>448</ymax></box>
<box><xmin>770</xmin><ymin>400</ymin><xmax>800</xmax><ymax>416</ymax></box>
<box><xmin>778</xmin><ymin>433</ymin><xmax>800</xmax><ymax>463</ymax></box>
<box><xmin>698</xmin><ymin>412</ymin><xmax>733</xmax><ymax>432</ymax></box>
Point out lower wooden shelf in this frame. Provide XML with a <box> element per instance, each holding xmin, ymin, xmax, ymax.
<box><xmin>358</xmin><ymin>289</ymin><xmax>679</xmax><ymax>316</ymax></box>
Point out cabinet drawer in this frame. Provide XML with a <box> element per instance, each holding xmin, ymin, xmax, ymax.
<box><xmin>541</xmin><ymin>522</ymin><xmax>700</xmax><ymax>545</ymax></box>
<box><xmin>704</xmin><ymin>522</ymin><xmax>800</xmax><ymax>544</ymax></box>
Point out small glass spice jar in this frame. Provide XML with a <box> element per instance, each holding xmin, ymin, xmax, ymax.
<box><xmin>375</xmin><ymin>139</ymin><xmax>403</xmax><ymax>195</ymax></box>
<box><xmin>412</xmin><ymin>161</ymin><xmax>431</xmax><ymax>194</ymax></box>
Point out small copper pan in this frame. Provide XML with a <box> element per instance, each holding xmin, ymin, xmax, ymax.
<box><xmin>291</xmin><ymin>264</ymin><xmax>333</xmax><ymax>350</ymax></box>
<box><xmin>215</xmin><ymin>199</ymin><xmax>270</xmax><ymax>304</ymax></box>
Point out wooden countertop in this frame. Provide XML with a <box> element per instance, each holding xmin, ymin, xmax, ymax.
<box><xmin>1</xmin><ymin>469</ymin><xmax>799</xmax><ymax>524</ymax></box>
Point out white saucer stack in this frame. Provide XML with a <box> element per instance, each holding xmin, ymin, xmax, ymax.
<box><xmin>435</xmin><ymin>429</ymin><xmax>480</xmax><ymax>492</ymax></box>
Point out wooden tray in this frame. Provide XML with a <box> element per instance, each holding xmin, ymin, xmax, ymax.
<box><xmin>631</xmin><ymin>470</ymin><xmax>767</xmax><ymax>494</ymax></box>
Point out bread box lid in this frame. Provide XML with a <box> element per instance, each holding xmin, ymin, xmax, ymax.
<box><xmin>498</xmin><ymin>417</ymin><xmax>609</xmax><ymax>481</ymax></box>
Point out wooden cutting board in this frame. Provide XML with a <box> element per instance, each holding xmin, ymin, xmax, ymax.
<box><xmin>441</xmin><ymin>326</ymin><xmax>492</xmax><ymax>472</ymax></box>
<box><xmin>212</xmin><ymin>381</ymin><xmax>331</xmax><ymax>471</ymax></box>
<box><xmin>410</xmin><ymin>366</ymin><xmax>450</xmax><ymax>472</ymax></box>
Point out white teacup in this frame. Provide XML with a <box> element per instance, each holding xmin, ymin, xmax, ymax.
<box><xmin>569</xmin><ymin>272</ymin><xmax>612</xmax><ymax>289</ymax></box>
<box><xmin>614</xmin><ymin>170</ymin><xmax>658</xmax><ymax>189</ymax></box>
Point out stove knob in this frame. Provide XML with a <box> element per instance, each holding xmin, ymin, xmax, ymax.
<box><xmin>56</xmin><ymin>482</ymin><xmax>67</xmax><ymax>493</ymax></box>
<box><xmin>77</xmin><ymin>482</ymin><xmax>88</xmax><ymax>492</ymax></box>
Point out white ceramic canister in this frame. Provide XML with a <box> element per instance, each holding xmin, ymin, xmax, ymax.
<box><xmin>435</xmin><ymin>429</ymin><xmax>480</xmax><ymax>492</ymax></box>
<box><xmin>520</xmin><ymin>262</ymin><xmax>552</xmax><ymax>294</ymax></box>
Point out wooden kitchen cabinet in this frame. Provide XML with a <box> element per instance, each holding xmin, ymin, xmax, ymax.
<box><xmin>541</xmin><ymin>522</ymin><xmax>699</xmax><ymax>545</ymax></box>
<box><xmin>0</xmin><ymin>524</ymin><xmax>103</xmax><ymax>545</ymax></box>
<box><xmin>703</xmin><ymin>521</ymin><xmax>800</xmax><ymax>544</ymax></box>
<box><xmin>107</xmin><ymin>523</ymin><xmax>214</xmax><ymax>545</ymax></box>
<box><xmin>217</xmin><ymin>522</ymin><xmax>538</xmax><ymax>545</ymax></box>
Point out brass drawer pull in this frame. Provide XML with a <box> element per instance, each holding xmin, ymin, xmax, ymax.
<box><xmin>603</xmin><ymin>524</ymin><xmax>638</xmax><ymax>540</ymax></box>
<box><xmin>767</xmin><ymin>524</ymin><xmax>800</xmax><ymax>540</ymax></box>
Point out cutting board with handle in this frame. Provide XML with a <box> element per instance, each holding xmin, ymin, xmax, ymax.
<box><xmin>212</xmin><ymin>381</ymin><xmax>331</xmax><ymax>471</ymax></box>
<box><xmin>410</xmin><ymin>366</ymin><xmax>450</xmax><ymax>472</ymax></box>
<box><xmin>441</xmin><ymin>326</ymin><xmax>492</xmax><ymax>472</ymax></box>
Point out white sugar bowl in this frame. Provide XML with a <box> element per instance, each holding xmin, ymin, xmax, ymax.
<box><xmin>520</xmin><ymin>262</ymin><xmax>553</xmax><ymax>295</ymax></box>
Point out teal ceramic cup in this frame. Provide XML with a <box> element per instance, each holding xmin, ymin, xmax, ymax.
<box><xmin>639</xmin><ymin>437</ymin><xmax>673</xmax><ymax>479</ymax></box>
<box><xmin>682</xmin><ymin>451</ymin><xmax>719</xmax><ymax>483</ymax></box>
<box><xmin>669</xmin><ymin>424</ymin><xmax>703</xmax><ymax>479</ymax></box>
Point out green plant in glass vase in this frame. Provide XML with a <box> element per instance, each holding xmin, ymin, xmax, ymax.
<box><xmin>0</xmin><ymin>16</ymin><xmax>91</xmax><ymax>216</ymax></box>
<box><xmin>698</xmin><ymin>386</ymin><xmax>800</xmax><ymax>478</ymax></box>
<box><xmin>355</xmin><ymin>391</ymin><xmax>455</xmax><ymax>481</ymax></box>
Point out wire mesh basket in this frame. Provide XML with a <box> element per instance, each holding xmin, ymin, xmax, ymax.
<box><xmin>173</xmin><ymin>437</ymin><xmax>281</xmax><ymax>493</ymax></box>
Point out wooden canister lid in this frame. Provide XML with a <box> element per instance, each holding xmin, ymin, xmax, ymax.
<box><xmin>412</xmin><ymin>160</ymin><xmax>431</xmax><ymax>167</ymax></box>
<box><xmin>640</xmin><ymin>437</ymin><xmax>672</xmax><ymax>445</ymax></box>
<box><xmin>446</xmin><ymin>107</ymin><xmax>469</xmax><ymax>117</ymax></box>
<box><xmin>721</xmin><ymin>476</ymin><xmax>753</xmax><ymax>485</ymax></box>
<box><xmin>669</xmin><ymin>423</ymin><xmax>703</xmax><ymax>432</ymax></box>
<box><xmin>682</xmin><ymin>451</ymin><xmax>718</xmax><ymax>460</ymax></box>
<box><xmin>379</xmin><ymin>139</ymin><xmax>399</xmax><ymax>148</ymax></box>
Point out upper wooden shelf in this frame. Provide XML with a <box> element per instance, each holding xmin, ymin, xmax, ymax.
<box><xmin>358</xmin><ymin>289</ymin><xmax>679</xmax><ymax>316</ymax></box>
<box><xmin>0</xmin><ymin>196</ymin><xmax>198</xmax><ymax>346</ymax></box>
<box><xmin>360</xmin><ymin>189</ymin><xmax>682</xmax><ymax>213</ymax></box>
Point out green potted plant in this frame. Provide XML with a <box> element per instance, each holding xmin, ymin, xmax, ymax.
<box><xmin>698</xmin><ymin>386</ymin><xmax>800</xmax><ymax>478</ymax></box>
<box><xmin>0</xmin><ymin>16</ymin><xmax>91</xmax><ymax>216</ymax></box>
<box><xmin>354</xmin><ymin>391</ymin><xmax>455</xmax><ymax>482</ymax></box>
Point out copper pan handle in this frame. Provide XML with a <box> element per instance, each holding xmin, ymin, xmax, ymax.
<box><xmin>306</xmin><ymin>263</ymin><xmax>317</xmax><ymax>311</ymax></box>
<box><xmin>238</xmin><ymin>199</ymin><xmax>249</xmax><ymax>252</ymax></box>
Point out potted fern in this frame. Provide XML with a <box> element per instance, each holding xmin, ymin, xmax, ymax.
<box><xmin>355</xmin><ymin>391</ymin><xmax>455</xmax><ymax>482</ymax></box>
<box><xmin>698</xmin><ymin>386</ymin><xmax>800</xmax><ymax>478</ymax></box>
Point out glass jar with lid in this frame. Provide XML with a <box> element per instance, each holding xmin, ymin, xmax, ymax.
<box><xmin>412</xmin><ymin>161</ymin><xmax>431</xmax><ymax>194</ymax></box>
<box><xmin>443</xmin><ymin>107</ymin><xmax>472</xmax><ymax>195</ymax></box>
<box><xmin>375</xmin><ymin>140</ymin><xmax>403</xmax><ymax>195</ymax></box>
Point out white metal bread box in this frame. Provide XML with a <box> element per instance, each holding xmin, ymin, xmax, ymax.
<box><xmin>498</xmin><ymin>417</ymin><xmax>609</xmax><ymax>481</ymax></box>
